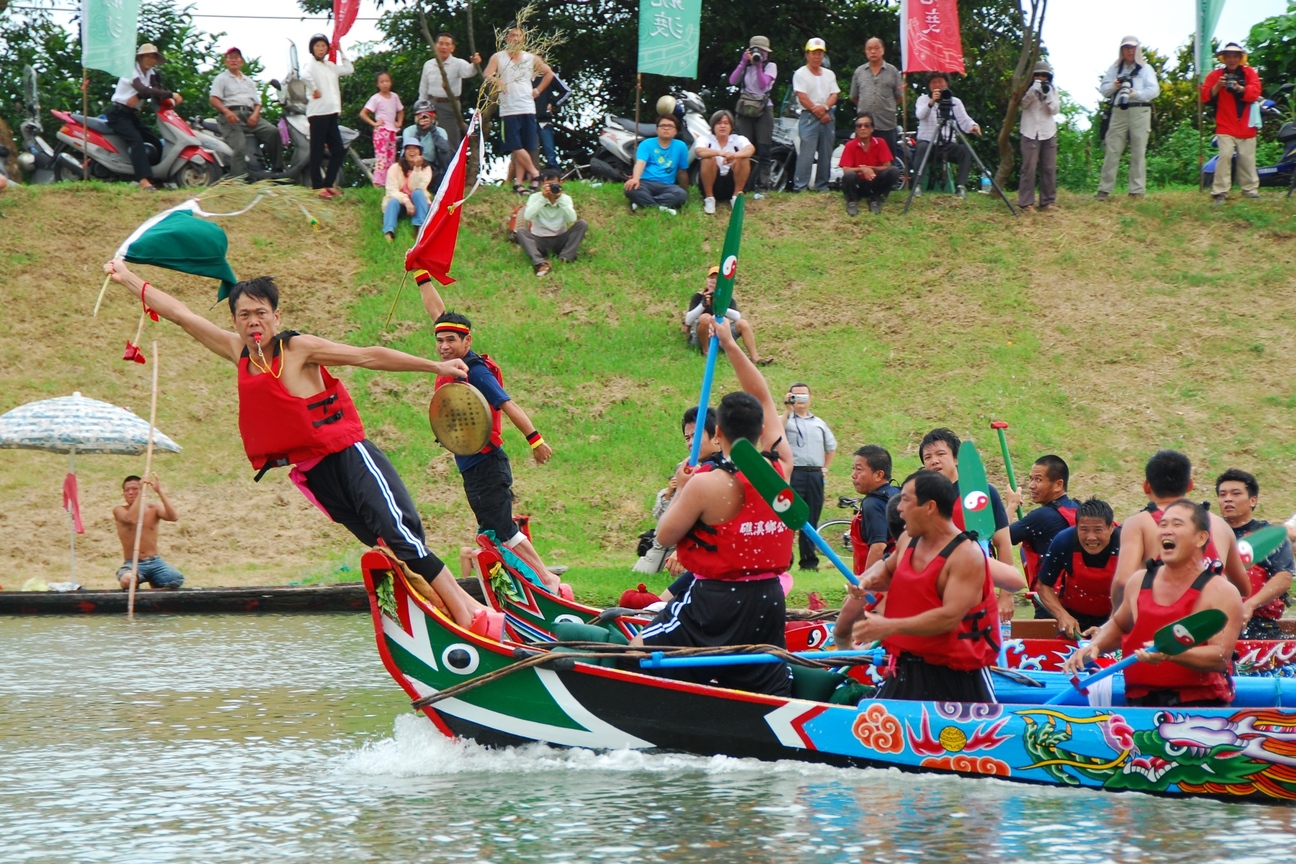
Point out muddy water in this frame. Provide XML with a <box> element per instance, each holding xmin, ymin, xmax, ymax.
<box><xmin>2</xmin><ymin>614</ymin><xmax>1293</xmax><ymax>863</ymax></box>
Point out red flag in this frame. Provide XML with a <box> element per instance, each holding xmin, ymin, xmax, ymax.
<box><xmin>63</xmin><ymin>472</ymin><xmax>84</xmax><ymax>535</ymax></box>
<box><xmin>330</xmin><ymin>0</ymin><xmax>360</xmax><ymax>62</ymax></box>
<box><xmin>899</xmin><ymin>0</ymin><xmax>965</xmax><ymax>74</ymax></box>
<box><xmin>405</xmin><ymin>115</ymin><xmax>476</xmax><ymax>286</ymax></box>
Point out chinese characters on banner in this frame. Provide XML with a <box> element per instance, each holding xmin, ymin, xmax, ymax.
<box><xmin>81</xmin><ymin>0</ymin><xmax>142</xmax><ymax>79</ymax></box>
<box><xmin>898</xmin><ymin>0</ymin><xmax>966</xmax><ymax>74</ymax></box>
<box><xmin>638</xmin><ymin>0</ymin><xmax>702</xmax><ymax>78</ymax></box>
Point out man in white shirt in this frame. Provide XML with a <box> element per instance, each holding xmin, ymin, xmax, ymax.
<box><xmin>418</xmin><ymin>32</ymin><xmax>481</xmax><ymax>153</ymax></box>
<box><xmin>1096</xmin><ymin>35</ymin><xmax>1160</xmax><ymax>200</ymax></box>
<box><xmin>793</xmin><ymin>37</ymin><xmax>839</xmax><ymax>192</ymax></box>
<box><xmin>516</xmin><ymin>169</ymin><xmax>587</xmax><ymax>277</ymax></box>
<box><xmin>913</xmin><ymin>73</ymin><xmax>981</xmax><ymax>198</ymax></box>
<box><xmin>106</xmin><ymin>43</ymin><xmax>182</xmax><ymax>190</ymax></box>
<box><xmin>782</xmin><ymin>383</ymin><xmax>837</xmax><ymax>571</ymax></box>
<box><xmin>482</xmin><ymin>26</ymin><xmax>554</xmax><ymax>193</ymax></box>
<box><xmin>209</xmin><ymin>47</ymin><xmax>283</xmax><ymax>179</ymax></box>
<box><xmin>1018</xmin><ymin>60</ymin><xmax>1061</xmax><ymax>211</ymax></box>
<box><xmin>694</xmin><ymin>110</ymin><xmax>754</xmax><ymax>214</ymax></box>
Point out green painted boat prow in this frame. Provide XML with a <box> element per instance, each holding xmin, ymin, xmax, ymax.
<box><xmin>956</xmin><ymin>439</ymin><xmax>997</xmax><ymax>544</ymax></box>
<box><xmin>1152</xmin><ymin>608</ymin><xmax>1227</xmax><ymax>656</ymax></box>
<box><xmin>730</xmin><ymin>438</ymin><xmax>809</xmax><ymax>529</ymax></box>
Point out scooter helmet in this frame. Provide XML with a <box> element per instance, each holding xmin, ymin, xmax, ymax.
<box><xmin>308</xmin><ymin>34</ymin><xmax>330</xmax><ymax>56</ymax></box>
<box><xmin>413</xmin><ymin>99</ymin><xmax>436</xmax><ymax>115</ymax></box>
<box><xmin>656</xmin><ymin>95</ymin><xmax>676</xmax><ymax>117</ymax></box>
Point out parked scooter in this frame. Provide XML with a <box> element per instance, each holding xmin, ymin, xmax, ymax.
<box><xmin>767</xmin><ymin>98</ymin><xmax>913</xmax><ymax>193</ymax></box>
<box><xmin>589</xmin><ymin>86</ymin><xmax>711</xmax><ymax>182</ymax></box>
<box><xmin>1202</xmin><ymin>83</ymin><xmax>1296</xmax><ymax>190</ymax></box>
<box><xmin>196</xmin><ymin>42</ymin><xmax>370</xmax><ymax>184</ymax></box>
<box><xmin>15</xmin><ymin>66</ymin><xmax>80</xmax><ymax>183</ymax></box>
<box><xmin>52</xmin><ymin>97</ymin><xmax>222</xmax><ymax>187</ymax></box>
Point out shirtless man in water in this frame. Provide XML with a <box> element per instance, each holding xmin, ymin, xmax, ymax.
<box><xmin>113</xmin><ymin>473</ymin><xmax>184</xmax><ymax>590</ymax></box>
<box><xmin>1111</xmin><ymin>449</ymin><xmax>1251</xmax><ymax>608</ymax></box>
<box><xmin>103</xmin><ymin>260</ymin><xmax>503</xmax><ymax>637</ymax></box>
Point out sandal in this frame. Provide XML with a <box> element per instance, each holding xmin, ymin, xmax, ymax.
<box><xmin>755</xmin><ymin>357</ymin><xmax>775</xmax><ymax>366</ymax></box>
<box><xmin>512</xmin><ymin>182</ymin><xmax>528</xmax><ymax>195</ymax></box>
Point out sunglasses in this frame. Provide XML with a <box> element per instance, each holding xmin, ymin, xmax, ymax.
<box><xmin>855</xmin><ymin>122</ymin><xmax>873</xmax><ymax>128</ymax></box>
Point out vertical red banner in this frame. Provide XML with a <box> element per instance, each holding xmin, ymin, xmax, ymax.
<box><xmin>330</xmin><ymin>0</ymin><xmax>360</xmax><ymax>62</ymax></box>
<box><xmin>900</xmin><ymin>0</ymin><xmax>966</xmax><ymax>74</ymax></box>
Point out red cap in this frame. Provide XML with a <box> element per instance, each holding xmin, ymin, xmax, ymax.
<box><xmin>225</xmin><ymin>47</ymin><xmax>243</xmax><ymax>57</ymax></box>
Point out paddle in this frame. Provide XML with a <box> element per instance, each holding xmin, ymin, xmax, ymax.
<box><xmin>687</xmin><ymin>194</ymin><xmax>745</xmax><ymax>467</ymax></box>
<box><xmin>1237</xmin><ymin>524</ymin><xmax>1289</xmax><ymax>572</ymax></box>
<box><xmin>1044</xmin><ymin>608</ymin><xmax>1227</xmax><ymax>705</ymax></box>
<box><xmin>729</xmin><ymin>438</ymin><xmax>874</xmax><ymax>602</ymax></box>
<box><xmin>989</xmin><ymin>421</ymin><xmax>1024</xmax><ymax>520</ymax></box>
<box><xmin>640</xmin><ymin>648</ymin><xmax>885</xmax><ymax>670</ymax></box>
<box><xmin>955</xmin><ymin>439</ymin><xmax>998</xmax><ymax>554</ymax></box>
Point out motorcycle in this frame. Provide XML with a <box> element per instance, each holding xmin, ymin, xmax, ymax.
<box><xmin>195</xmin><ymin>42</ymin><xmax>370</xmax><ymax>184</ymax></box>
<box><xmin>1202</xmin><ymin>82</ymin><xmax>1295</xmax><ymax>190</ymax></box>
<box><xmin>589</xmin><ymin>86</ymin><xmax>711</xmax><ymax>183</ymax></box>
<box><xmin>15</xmin><ymin>66</ymin><xmax>79</xmax><ymax>184</ymax></box>
<box><xmin>766</xmin><ymin>87</ymin><xmax>912</xmax><ymax>193</ymax></box>
<box><xmin>51</xmin><ymin>96</ymin><xmax>224</xmax><ymax>187</ymax></box>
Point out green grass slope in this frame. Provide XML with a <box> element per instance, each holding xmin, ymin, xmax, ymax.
<box><xmin>2</xmin><ymin>183</ymin><xmax>1294</xmax><ymax>604</ymax></box>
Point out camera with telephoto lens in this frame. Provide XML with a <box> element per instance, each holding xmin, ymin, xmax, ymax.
<box><xmin>1114</xmin><ymin>76</ymin><xmax>1133</xmax><ymax>107</ymax></box>
<box><xmin>1036</xmin><ymin>79</ymin><xmax>1051</xmax><ymax>96</ymax></box>
<box><xmin>748</xmin><ymin>47</ymin><xmax>764</xmax><ymax>65</ymax></box>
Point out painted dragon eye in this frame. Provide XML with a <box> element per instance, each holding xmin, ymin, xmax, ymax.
<box><xmin>1165</xmin><ymin>743</ymin><xmax>1187</xmax><ymax>757</ymax></box>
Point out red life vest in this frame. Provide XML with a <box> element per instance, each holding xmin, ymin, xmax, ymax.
<box><xmin>1056</xmin><ymin>537</ymin><xmax>1116</xmax><ymax>618</ymax></box>
<box><xmin>849</xmin><ymin>486</ymin><xmax>898</xmax><ymax>575</ymax></box>
<box><xmin>1122</xmin><ymin>562</ymin><xmax>1234</xmax><ymax>704</ymax></box>
<box><xmin>1238</xmin><ymin>521</ymin><xmax>1286</xmax><ymax>620</ymax></box>
<box><xmin>1148</xmin><ymin>504</ymin><xmax>1221</xmax><ymax>565</ymax></box>
<box><xmin>1021</xmin><ymin>501</ymin><xmax>1078</xmax><ymax>586</ymax></box>
<box><xmin>883</xmin><ymin>533</ymin><xmax>1000</xmax><ymax>672</ymax></box>
<box><xmin>237</xmin><ymin>346</ymin><xmax>365</xmax><ymax>471</ymax></box>
<box><xmin>676</xmin><ymin>461</ymin><xmax>795</xmax><ymax>580</ymax></box>
<box><xmin>435</xmin><ymin>352</ymin><xmax>504</xmax><ymax>454</ymax></box>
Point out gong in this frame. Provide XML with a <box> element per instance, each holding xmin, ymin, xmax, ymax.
<box><xmin>429</xmin><ymin>382</ymin><xmax>492</xmax><ymax>456</ymax></box>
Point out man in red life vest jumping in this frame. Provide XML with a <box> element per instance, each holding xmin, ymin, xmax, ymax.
<box><xmin>633</xmin><ymin>318</ymin><xmax>796</xmax><ymax>696</ymax></box>
<box><xmin>1112</xmin><ymin>449</ymin><xmax>1251</xmax><ymax>607</ymax></box>
<box><xmin>1001</xmin><ymin>454</ymin><xmax>1077</xmax><ymax>595</ymax></box>
<box><xmin>103</xmin><ymin>260</ymin><xmax>502</xmax><ymax>637</ymax></box>
<box><xmin>852</xmin><ymin>469</ymin><xmax>1001</xmax><ymax>702</ymax></box>
<box><xmin>419</xmin><ymin>279</ymin><xmax>560</xmax><ymax>592</ymax></box>
<box><xmin>1216</xmin><ymin>468</ymin><xmax>1295</xmax><ymax>640</ymax></box>
<box><xmin>1033</xmin><ymin>497</ymin><xmax>1121</xmax><ymax>638</ymax></box>
<box><xmin>1066</xmin><ymin>500</ymin><xmax>1243</xmax><ymax>708</ymax></box>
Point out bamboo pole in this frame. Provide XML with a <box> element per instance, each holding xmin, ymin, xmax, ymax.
<box><xmin>126</xmin><ymin>341</ymin><xmax>159</xmax><ymax>618</ymax></box>
<box><xmin>81</xmin><ymin>69</ymin><xmax>89</xmax><ymax>181</ymax></box>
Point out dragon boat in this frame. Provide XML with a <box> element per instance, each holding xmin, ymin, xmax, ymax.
<box><xmin>362</xmin><ymin>551</ymin><xmax>1296</xmax><ymax>805</ymax></box>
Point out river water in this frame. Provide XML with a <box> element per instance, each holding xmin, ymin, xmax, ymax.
<box><xmin>3</xmin><ymin>613</ymin><xmax>1294</xmax><ymax>863</ymax></box>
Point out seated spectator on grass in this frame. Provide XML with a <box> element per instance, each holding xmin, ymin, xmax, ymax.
<box><xmin>517</xmin><ymin>168</ymin><xmax>587</xmax><ymax>277</ymax></box>
<box><xmin>402</xmin><ymin>100</ymin><xmax>451</xmax><ymax>174</ymax></box>
<box><xmin>623</xmin><ymin>114</ymin><xmax>689</xmax><ymax>214</ymax></box>
<box><xmin>695</xmin><ymin>110</ymin><xmax>753</xmax><ymax>214</ymax></box>
<box><xmin>381</xmin><ymin>135</ymin><xmax>432</xmax><ymax>242</ymax></box>
<box><xmin>840</xmin><ymin>112</ymin><xmax>900</xmax><ymax>216</ymax></box>
<box><xmin>683</xmin><ymin>266</ymin><xmax>771</xmax><ymax>366</ymax></box>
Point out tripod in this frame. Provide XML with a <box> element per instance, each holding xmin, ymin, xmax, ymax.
<box><xmin>903</xmin><ymin>105</ymin><xmax>1018</xmax><ymax>216</ymax></box>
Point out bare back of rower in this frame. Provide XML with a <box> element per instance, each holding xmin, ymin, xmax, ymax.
<box><xmin>1113</xmin><ymin>507</ymin><xmax>1250</xmax><ymax>606</ymax></box>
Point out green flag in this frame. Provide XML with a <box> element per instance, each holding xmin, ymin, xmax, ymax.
<box><xmin>1195</xmin><ymin>0</ymin><xmax>1228</xmax><ymax>81</ymax></box>
<box><xmin>114</xmin><ymin>201</ymin><xmax>240</xmax><ymax>301</ymax></box>
<box><xmin>638</xmin><ymin>0</ymin><xmax>702</xmax><ymax>78</ymax></box>
<box><xmin>82</xmin><ymin>0</ymin><xmax>142</xmax><ymax>80</ymax></box>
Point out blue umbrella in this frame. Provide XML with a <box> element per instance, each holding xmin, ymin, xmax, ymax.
<box><xmin>0</xmin><ymin>392</ymin><xmax>180</xmax><ymax>581</ymax></box>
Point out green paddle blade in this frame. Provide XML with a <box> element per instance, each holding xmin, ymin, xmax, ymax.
<box><xmin>729</xmin><ymin>438</ymin><xmax>809</xmax><ymax>529</ymax></box>
<box><xmin>956</xmin><ymin>439</ymin><xmax>997</xmax><ymax>543</ymax></box>
<box><xmin>711</xmin><ymin>194</ymin><xmax>744</xmax><ymax>318</ymax></box>
<box><xmin>1238</xmin><ymin>525</ymin><xmax>1289</xmax><ymax>569</ymax></box>
<box><xmin>1151</xmin><ymin>608</ymin><xmax>1227</xmax><ymax>656</ymax></box>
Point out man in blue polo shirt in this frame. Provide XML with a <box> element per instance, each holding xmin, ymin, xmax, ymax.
<box><xmin>420</xmin><ymin>277</ymin><xmax>560</xmax><ymax>593</ymax></box>
<box><xmin>623</xmin><ymin>114</ymin><xmax>690</xmax><ymax>213</ymax></box>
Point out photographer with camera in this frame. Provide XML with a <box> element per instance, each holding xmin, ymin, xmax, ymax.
<box><xmin>1017</xmin><ymin>60</ymin><xmax>1061</xmax><ymax>212</ymax></box>
<box><xmin>1096</xmin><ymin>36</ymin><xmax>1159</xmax><ymax>201</ymax></box>
<box><xmin>782</xmin><ymin>383</ymin><xmax>837</xmax><ymax>571</ymax></box>
<box><xmin>729</xmin><ymin>36</ymin><xmax>778</xmax><ymax>192</ymax></box>
<box><xmin>516</xmin><ymin>168</ymin><xmax>588</xmax><ymax>277</ymax></box>
<box><xmin>914</xmin><ymin>73</ymin><xmax>981</xmax><ymax>198</ymax></box>
<box><xmin>849</xmin><ymin>37</ymin><xmax>903</xmax><ymax>158</ymax></box>
<box><xmin>1201</xmin><ymin>42</ymin><xmax>1262</xmax><ymax>205</ymax></box>
<box><xmin>683</xmin><ymin>266</ymin><xmax>771</xmax><ymax>365</ymax></box>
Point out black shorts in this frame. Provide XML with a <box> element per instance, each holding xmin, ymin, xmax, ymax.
<box><xmin>303</xmin><ymin>439</ymin><xmax>446</xmax><ymax>579</ymax></box>
<box><xmin>462</xmin><ymin>448</ymin><xmax>519</xmax><ymax>544</ymax></box>
<box><xmin>875</xmin><ymin>653</ymin><xmax>996</xmax><ymax>703</ymax></box>
<box><xmin>639</xmin><ymin>576</ymin><xmax>792</xmax><ymax>696</ymax></box>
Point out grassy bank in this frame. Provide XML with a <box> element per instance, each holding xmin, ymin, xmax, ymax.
<box><xmin>2</xmin><ymin>182</ymin><xmax>1294</xmax><ymax>605</ymax></box>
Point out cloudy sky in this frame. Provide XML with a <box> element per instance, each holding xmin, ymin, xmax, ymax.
<box><xmin>28</xmin><ymin>0</ymin><xmax>1293</xmax><ymax>112</ymax></box>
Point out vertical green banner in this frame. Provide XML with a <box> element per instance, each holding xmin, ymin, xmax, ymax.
<box><xmin>82</xmin><ymin>0</ymin><xmax>142</xmax><ymax>79</ymax></box>
<box><xmin>638</xmin><ymin>0</ymin><xmax>702</xmax><ymax>78</ymax></box>
<box><xmin>1195</xmin><ymin>0</ymin><xmax>1227</xmax><ymax>81</ymax></box>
